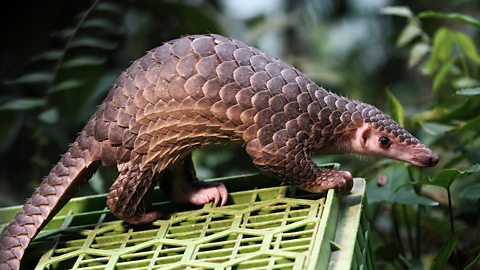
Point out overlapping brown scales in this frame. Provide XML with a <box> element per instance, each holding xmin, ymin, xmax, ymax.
<box><xmin>0</xmin><ymin>34</ymin><xmax>419</xmax><ymax>270</ymax></box>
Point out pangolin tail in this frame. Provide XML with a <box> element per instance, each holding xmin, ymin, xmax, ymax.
<box><xmin>0</xmin><ymin>131</ymin><xmax>100</xmax><ymax>270</ymax></box>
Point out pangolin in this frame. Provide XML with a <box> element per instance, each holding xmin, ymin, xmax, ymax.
<box><xmin>0</xmin><ymin>34</ymin><xmax>438</xmax><ymax>270</ymax></box>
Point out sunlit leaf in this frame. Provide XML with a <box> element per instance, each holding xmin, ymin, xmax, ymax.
<box><xmin>38</xmin><ymin>108</ymin><xmax>59</xmax><ymax>124</ymax></box>
<box><xmin>386</xmin><ymin>89</ymin><xmax>405</xmax><ymax>126</ymax></box>
<box><xmin>419</xmin><ymin>11</ymin><xmax>480</xmax><ymax>28</ymax></box>
<box><xmin>433</xmin><ymin>58</ymin><xmax>455</xmax><ymax>91</ymax></box>
<box><xmin>0</xmin><ymin>98</ymin><xmax>46</xmax><ymax>111</ymax></box>
<box><xmin>424</xmin><ymin>28</ymin><xmax>453</xmax><ymax>76</ymax></box>
<box><xmin>453</xmin><ymin>79</ymin><xmax>479</xmax><ymax>90</ymax></box>
<box><xmin>465</xmin><ymin>163</ymin><xmax>480</xmax><ymax>173</ymax></box>
<box><xmin>5</xmin><ymin>72</ymin><xmax>52</xmax><ymax>85</ymax></box>
<box><xmin>380</xmin><ymin>6</ymin><xmax>414</xmax><ymax>18</ymax></box>
<box><xmin>454</xmin><ymin>32</ymin><xmax>480</xmax><ymax>64</ymax></box>
<box><xmin>397</xmin><ymin>22</ymin><xmax>422</xmax><ymax>47</ymax></box>
<box><xmin>431</xmin><ymin>231</ymin><xmax>462</xmax><ymax>270</ymax></box>
<box><xmin>456</xmin><ymin>87</ymin><xmax>480</xmax><ymax>97</ymax></box>
<box><xmin>409</xmin><ymin>42</ymin><xmax>430</xmax><ymax>67</ymax></box>
<box><xmin>62</xmin><ymin>57</ymin><xmax>106</xmax><ymax>68</ymax></box>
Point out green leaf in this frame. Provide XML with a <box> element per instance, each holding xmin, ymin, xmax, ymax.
<box><xmin>409</xmin><ymin>43</ymin><xmax>430</xmax><ymax>67</ymax></box>
<box><xmin>70</xmin><ymin>37</ymin><xmax>118</xmax><ymax>50</ymax></box>
<box><xmin>420</xmin><ymin>122</ymin><xmax>455</xmax><ymax>137</ymax></box>
<box><xmin>33</xmin><ymin>50</ymin><xmax>63</xmax><ymax>61</ymax></box>
<box><xmin>423</xmin><ymin>28</ymin><xmax>453</xmax><ymax>76</ymax></box>
<box><xmin>367</xmin><ymin>165</ymin><xmax>437</xmax><ymax>205</ymax></box>
<box><xmin>433</xmin><ymin>58</ymin><xmax>455</xmax><ymax>91</ymax></box>
<box><xmin>5</xmin><ymin>72</ymin><xmax>52</xmax><ymax>85</ymax></box>
<box><xmin>49</xmin><ymin>79</ymin><xmax>84</xmax><ymax>93</ymax></box>
<box><xmin>397</xmin><ymin>22</ymin><xmax>422</xmax><ymax>47</ymax></box>
<box><xmin>431</xmin><ymin>231</ymin><xmax>462</xmax><ymax>270</ymax></box>
<box><xmin>0</xmin><ymin>98</ymin><xmax>46</xmax><ymax>111</ymax></box>
<box><xmin>460</xmin><ymin>183</ymin><xmax>480</xmax><ymax>201</ymax></box>
<box><xmin>419</xmin><ymin>11</ymin><xmax>480</xmax><ymax>28</ymax></box>
<box><xmin>457</xmin><ymin>115</ymin><xmax>480</xmax><ymax>132</ymax></box>
<box><xmin>37</xmin><ymin>108</ymin><xmax>59</xmax><ymax>124</ymax></box>
<box><xmin>386</xmin><ymin>89</ymin><xmax>405</xmax><ymax>126</ymax></box>
<box><xmin>464</xmin><ymin>250</ymin><xmax>480</xmax><ymax>270</ymax></box>
<box><xmin>422</xmin><ymin>165</ymin><xmax>480</xmax><ymax>189</ymax></box>
<box><xmin>454</xmin><ymin>32</ymin><xmax>480</xmax><ymax>64</ymax></box>
<box><xmin>394</xmin><ymin>187</ymin><xmax>439</xmax><ymax>206</ymax></box>
<box><xmin>82</xmin><ymin>18</ymin><xmax>120</xmax><ymax>33</ymax></box>
<box><xmin>380</xmin><ymin>6</ymin><xmax>413</xmax><ymax>18</ymax></box>
<box><xmin>62</xmin><ymin>57</ymin><xmax>106</xmax><ymax>68</ymax></box>
<box><xmin>453</xmin><ymin>78</ymin><xmax>479</xmax><ymax>90</ymax></box>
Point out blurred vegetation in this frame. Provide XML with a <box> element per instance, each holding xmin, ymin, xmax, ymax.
<box><xmin>1</xmin><ymin>0</ymin><xmax>479</xmax><ymax>269</ymax></box>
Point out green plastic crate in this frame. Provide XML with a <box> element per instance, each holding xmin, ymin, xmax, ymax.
<box><xmin>0</xmin><ymin>173</ymin><xmax>373</xmax><ymax>270</ymax></box>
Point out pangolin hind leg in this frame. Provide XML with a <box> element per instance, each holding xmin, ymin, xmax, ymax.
<box><xmin>106</xmin><ymin>163</ymin><xmax>162</xmax><ymax>225</ymax></box>
<box><xmin>246</xmin><ymin>141</ymin><xmax>353</xmax><ymax>193</ymax></box>
<box><xmin>159</xmin><ymin>153</ymin><xmax>228</xmax><ymax>206</ymax></box>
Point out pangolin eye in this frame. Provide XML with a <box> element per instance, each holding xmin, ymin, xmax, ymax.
<box><xmin>379</xmin><ymin>136</ymin><xmax>391</xmax><ymax>148</ymax></box>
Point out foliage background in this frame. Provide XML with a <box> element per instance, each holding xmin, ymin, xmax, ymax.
<box><xmin>0</xmin><ymin>0</ymin><xmax>479</xmax><ymax>269</ymax></box>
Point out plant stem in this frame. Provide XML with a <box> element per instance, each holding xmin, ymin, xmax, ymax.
<box><xmin>392</xmin><ymin>204</ymin><xmax>405</xmax><ymax>257</ymax></box>
<box><xmin>416</xmin><ymin>205</ymin><xmax>422</xmax><ymax>258</ymax></box>
<box><xmin>402</xmin><ymin>205</ymin><xmax>415</xmax><ymax>258</ymax></box>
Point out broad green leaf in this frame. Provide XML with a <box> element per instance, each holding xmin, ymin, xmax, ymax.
<box><xmin>454</xmin><ymin>32</ymin><xmax>480</xmax><ymax>64</ymax></box>
<box><xmin>424</xmin><ymin>28</ymin><xmax>453</xmax><ymax>76</ymax></box>
<box><xmin>367</xmin><ymin>164</ymin><xmax>436</xmax><ymax>205</ymax></box>
<box><xmin>465</xmin><ymin>163</ymin><xmax>480</xmax><ymax>173</ymax></box>
<box><xmin>380</xmin><ymin>6</ymin><xmax>413</xmax><ymax>18</ymax></box>
<box><xmin>419</xmin><ymin>11</ymin><xmax>480</xmax><ymax>28</ymax></box>
<box><xmin>49</xmin><ymin>79</ymin><xmax>84</xmax><ymax>93</ymax></box>
<box><xmin>457</xmin><ymin>115</ymin><xmax>480</xmax><ymax>132</ymax></box>
<box><xmin>62</xmin><ymin>57</ymin><xmax>106</xmax><ymax>68</ymax></box>
<box><xmin>397</xmin><ymin>22</ymin><xmax>422</xmax><ymax>47</ymax></box>
<box><xmin>394</xmin><ymin>187</ymin><xmax>439</xmax><ymax>206</ymax></box>
<box><xmin>0</xmin><ymin>98</ymin><xmax>46</xmax><ymax>111</ymax></box>
<box><xmin>409</xmin><ymin>42</ymin><xmax>430</xmax><ymax>67</ymax></box>
<box><xmin>38</xmin><ymin>108</ymin><xmax>59</xmax><ymax>124</ymax></box>
<box><xmin>5</xmin><ymin>72</ymin><xmax>52</xmax><ymax>85</ymax></box>
<box><xmin>428</xmin><ymin>169</ymin><xmax>461</xmax><ymax>189</ymax></box>
<box><xmin>433</xmin><ymin>58</ymin><xmax>455</xmax><ymax>91</ymax></box>
<box><xmin>456</xmin><ymin>87</ymin><xmax>480</xmax><ymax>96</ymax></box>
<box><xmin>431</xmin><ymin>231</ymin><xmax>462</xmax><ymax>270</ymax></box>
<box><xmin>386</xmin><ymin>89</ymin><xmax>405</xmax><ymax>126</ymax></box>
<box><xmin>420</xmin><ymin>122</ymin><xmax>455</xmax><ymax>137</ymax></box>
<box><xmin>70</xmin><ymin>37</ymin><xmax>118</xmax><ymax>50</ymax></box>
<box><xmin>423</xmin><ymin>165</ymin><xmax>480</xmax><ymax>189</ymax></box>
<box><xmin>460</xmin><ymin>183</ymin><xmax>480</xmax><ymax>201</ymax></box>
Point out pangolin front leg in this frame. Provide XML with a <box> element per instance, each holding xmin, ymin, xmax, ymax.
<box><xmin>245</xmin><ymin>140</ymin><xmax>353</xmax><ymax>194</ymax></box>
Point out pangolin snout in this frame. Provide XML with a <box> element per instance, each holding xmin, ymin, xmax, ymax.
<box><xmin>411</xmin><ymin>151</ymin><xmax>439</xmax><ymax>167</ymax></box>
<box><xmin>427</xmin><ymin>153</ymin><xmax>439</xmax><ymax>167</ymax></box>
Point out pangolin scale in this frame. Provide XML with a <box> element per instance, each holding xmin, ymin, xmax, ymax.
<box><xmin>0</xmin><ymin>34</ymin><xmax>438</xmax><ymax>270</ymax></box>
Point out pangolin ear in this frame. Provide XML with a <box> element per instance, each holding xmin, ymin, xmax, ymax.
<box><xmin>360</xmin><ymin>126</ymin><xmax>371</xmax><ymax>147</ymax></box>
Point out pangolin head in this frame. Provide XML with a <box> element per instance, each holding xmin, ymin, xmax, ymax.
<box><xmin>350</xmin><ymin>104</ymin><xmax>438</xmax><ymax>167</ymax></box>
<box><xmin>319</xmin><ymin>98</ymin><xmax>439</xmax><ymax>168</ymax></box>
